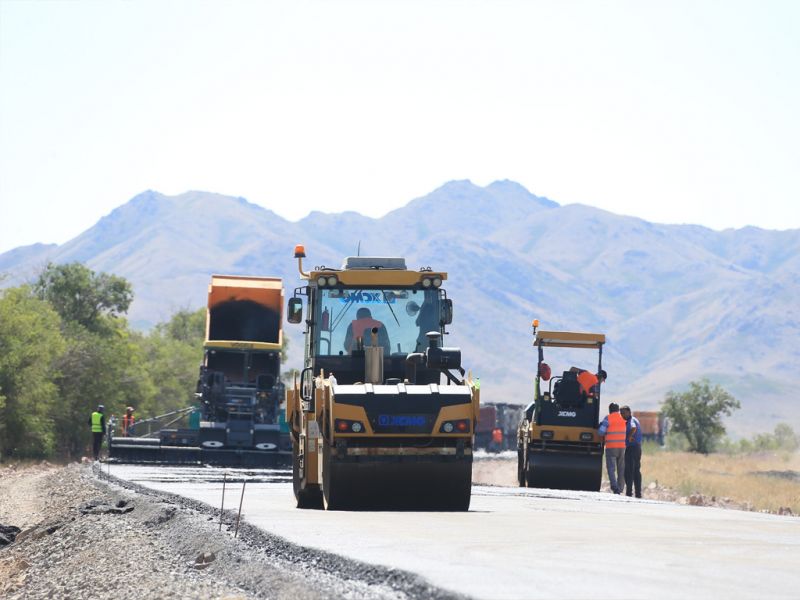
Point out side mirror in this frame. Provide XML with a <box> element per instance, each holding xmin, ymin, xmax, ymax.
<box><xmin>441</xmin><ymin>299</ymin><xmax>453</xmax><ymax>325</ymax></box>
<box><xmin>287</xmin><ymin>297</ymin><xmax>303</xmax><ymax>324</ymax></box>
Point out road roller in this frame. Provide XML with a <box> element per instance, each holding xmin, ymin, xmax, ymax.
<box><xmin>285</xmin><ymin>246</ymin><xmax>479</xmax><ymax>510</ymax></box>
<box><xmin>517</xmin><ymin>322</ymin><xmax>605</xmax><ymax>491</ymax></box>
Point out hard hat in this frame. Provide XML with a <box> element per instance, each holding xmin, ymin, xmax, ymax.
<box><xmin>126</xmin><ymin>406</ymin><xmax>134</xmax><ymax>412</ymax></box>
<box><xmin>97</xmin><ymin>404</ymin><xmax>105</xmax><ymax>411</ymax></box>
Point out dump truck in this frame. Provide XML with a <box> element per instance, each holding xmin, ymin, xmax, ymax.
<box><xmin>517</xmin><ymin>321</ymin><xmax>605</xmax><ymax>491</ymax></box>
<box><xmin>633</xmin><ymin>410</ymin><xmax>665</xmax><ymax>444</ymax></box>
<box><xmin>476</xmin><ymin>405</ymin><xmax>498</xmax><ymax>450</ymax></box>
<box><xmin>475</xmin><ymin>402</ymin><xmax>525</xmax><ymax>452</ymax></box>
<box><xmin>109</xmin><ymin>275</ymin><xmax>291</xmax><ymax>467</ymax></box>
<box><xmin>285</xmin><ymin>246</ymin><xmax>479</xmax><ymax>510</ymax></box>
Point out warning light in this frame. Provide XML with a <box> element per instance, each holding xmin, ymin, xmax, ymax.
<box><xmin>294</xmin><ymin>244</ymin><xmax>306</xmax><ymax>258</ymax></box>
<box><xmin>532</xmin><ymin>319</ymin><xmax>539</xmax><ymax>328</ymax></box>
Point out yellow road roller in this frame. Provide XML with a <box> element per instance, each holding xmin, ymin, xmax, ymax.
<box><xmin>285</xmin><ymin>246</ymin><xmax>479</xmax><ymax>510</ymax></box>
<box><xmin>517</xmin><ymin>322</ymin><xmax>606</xmax><ymax>491</ymax></box>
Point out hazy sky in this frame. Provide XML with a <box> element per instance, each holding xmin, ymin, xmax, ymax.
<box><xmin>1</xmin><ymin>0</ymin><xmax>798</xmax><ymax>253</ymax></box>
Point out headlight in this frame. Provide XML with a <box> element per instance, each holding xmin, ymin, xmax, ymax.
<box><xmin>334</xmin><ymin>419</ymin><xmax>365</xmax><ymax>433</ymax></box>
<box><xmin>422</xmin><ymin>278</ymin><xmax>432</xmax><ymax>288</ymax></box>
<box><xmin>440</xmin><ymin>419</ymin><xmax>470</xmax><ymax>433</ymax></box>
<box><xmin>432</xmin><ymin>277</ymin><xmax>442</xmax><ymax>288</ymax></box>
<box><xmin>316</xmin><ymin>275</ymin><xmax>327</xmax><ymax>287</ymax></box>
<box><xmin>326</xmin><ymin>275</ymin><xmax>338</xmax><ymax>286</ymax></box>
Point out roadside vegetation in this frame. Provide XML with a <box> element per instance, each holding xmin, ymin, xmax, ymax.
<box><xmin>641</xmin><ymin>443</ymin><xmax>800</xmax><ymax>514</ymax></box>
<box><xmin>646</xmin><ymin>380</ymin><xmax>799</xmax><ymax>514</ymax></box>
<box><xmin>0</xmin><ymin>262</ymin><xmax>205</xmax><ymax>461</ymax></box>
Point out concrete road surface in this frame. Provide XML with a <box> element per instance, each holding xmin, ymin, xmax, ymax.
<box><xmin>109</xmin><ymin>465</ymin><xmax>800</xmax><ymax>599</ymax></box>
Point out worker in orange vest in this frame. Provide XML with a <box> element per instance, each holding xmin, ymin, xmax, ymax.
<box><xmin>598</xmin><ymin>402</ymin><xmax>626</xmax><ymax>494</ymax></box>
<box><xmin>344</xmin><ymin>307</ymin><xmax>390</xmax><ymax>353</ymax></box>
<box><xmin>570</xmin><ymin>367</ymin><xmax>607</xmax><ymax>398</ymax></box>
<box><xmin>491</xmin><ymin>427</ymin><xmax>503</xmax><ymax>451</ymax></box>
<box><xmin>121</xmin><ymin>406</ymin><xmax>135</xmax><ymax>437</ymax></box>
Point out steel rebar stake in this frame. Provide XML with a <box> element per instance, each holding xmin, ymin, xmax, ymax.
<box><xmin>219</xmin><ymin>472</ymin><xmax>227</xmax><ymax>531</ymax></box>
<box><xmin>234</xmin><ymin>480</ymin><xmax>247</xmax><ymax>538</ymax></box>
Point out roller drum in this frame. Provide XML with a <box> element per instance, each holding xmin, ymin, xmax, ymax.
<box><xmin>525</xmin><ymin>449</ymin><xmax>602</xmax><ymax>491</ymax></box>
<box><xmin>322</xmin><ymin>444</ymin><xmax>472</xmax><ymax>511</ymax></box>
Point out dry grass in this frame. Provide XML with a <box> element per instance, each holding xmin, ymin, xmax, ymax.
<box><xmin>641</xmin><ymin>450</ymin><xmax>800</xmax><ymax>513</ymax></box>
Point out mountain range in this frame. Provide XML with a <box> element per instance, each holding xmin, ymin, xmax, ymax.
<box><xmin>3</xmin><ymin>180</ymin><xmax>799</xmax><ymax>436</ymax></box>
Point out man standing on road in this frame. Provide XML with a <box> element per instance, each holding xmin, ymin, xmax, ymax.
<box><xmin>621</xmin><ymin>406</ymin><xmax>642</xmax><ymax>498</ymax></box>
<box><xmin>598</xmin><ymin>403</ymin><xmax>626</xmax><ymax>494</ymax></box>
<box><xmin>88</xmin><ymin>404</ymin><xmax>106</xmax><ymax>461</ymax></box>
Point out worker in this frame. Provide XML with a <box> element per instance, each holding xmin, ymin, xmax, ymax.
<box><xmin>344</xmin><ymin>307</ymin><xmax>390</xmax><ymax>353</ymax></box>
<box><xmin>598</xmin><ymin>402</ymin><xmax>626</xmax><ymax>494</ymax></box>
<box><xmin>570</xmin><ymin>367</ymin><xmax>607</xmax><ymax>398</ymax></box>
<box><xmin>491</xmin><ymin>427</ymin><xmax>503</xmax><ymax>452</ymax></box>
<box><xmin>122</xmin><ymin>406</ymin><xmax>135</xmax><ymax>437</ymax></box>
<box><xmin>88</xmin><ymin>404</ymin><xmax>106</xmax><ymax>461</ymax></box>
<box><xmin>621</xmin><ymin>406</ymin><xmax>642</xmax><ymax>498</ymax></box>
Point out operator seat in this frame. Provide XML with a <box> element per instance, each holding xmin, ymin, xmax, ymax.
<box><xmin>555</xmin><ymin>371</ymin><xmax>583</xmax><ymax>407</ymax></box>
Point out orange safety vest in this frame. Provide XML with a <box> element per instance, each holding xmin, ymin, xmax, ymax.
<box><xmin>122</xmin><ymin>414</ymin><xmax>135</xmax><ymax>436</ymax></box>
<box><xmin>492</xmin><ymin>428</ymin><xmax>503</xmax><ymax>444</ymax></box>
<box><xmin>350</xmin><ymin>318</ymin><xmax>384</xmax><ymax>345</ymax></box>
<box><xmin>577</xmin><ymin>371</ymin><xmax>599</xmax><ymax>396</ymax></box>
<box><xmin>605</xmin><ymin>412</ymin><xmax>627</xmax><ymax>449</ymax></box>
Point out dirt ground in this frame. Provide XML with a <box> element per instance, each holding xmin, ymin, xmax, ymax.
<box><xmin>472</xmin><ymin>454</ymin><xmax>518</xmax><ymax>487</ymax></box>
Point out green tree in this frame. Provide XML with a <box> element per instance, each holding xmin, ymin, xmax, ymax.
<box><xmin>0</xmin><ymin>286</ymin><xmax>66</xmax><ymax>459</ymax></box>
<box><xmin>155</xmin><ymin>307</ymin><xmax>205</xmax><ymax>345</ymax></box>
<box><xmin>53</xmin><ymin>321</ymin><xmax>155</xmax><ymax>457</ymax></box>
<box><xmin>662</xmin><ymin>379</ymin><xmax>740</xmax><ymax>454</ymax></box>
<box><xmin>773</xmin><ymin>423</ymin><xmax>799</xmax><ymax>451</ymax></box>
<box><xmin>34</xmin><ymin>262</ymin><xmax>133</xmax><ymax>333</ymax></box>
<box><xmin>32</xmin><ymin>262</ymin><xmax>149</xmax><ymax>457</ymax></box>
<box><xmin>134</xmin><ymin>327</ymin><xmax>203</xmax><ymax>419</ymax></box>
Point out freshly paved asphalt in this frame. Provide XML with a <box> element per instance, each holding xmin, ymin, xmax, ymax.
<box><xmin>109</xmin><ymin>464</ymin><xmax>800</xmax><ymax>599</ymax></box>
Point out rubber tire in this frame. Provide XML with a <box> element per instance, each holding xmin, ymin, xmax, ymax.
<box><xmin>522</xmin><ymin>436</ymin><xmax>532</xmax><ymax>487</ymax></box>
<box><xmin>293</xmin><ymin>442</ymin><xmax>322</xmax><ymax>509</ymax></box>
<box><xmin>525</xmin><ymin>450</ymin><xmax>538</xmax><ymax>488</ymax></box>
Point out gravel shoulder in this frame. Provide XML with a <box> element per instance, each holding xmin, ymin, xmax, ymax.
<box><xmin>0</xmin><ymin>462</ymin><xmax>462</xmax><ymax>600</ymax></box>
<box><xmin>1</xmin><ymin>461</ymin><xmax>253</xmax><ymax>599</ymax></box>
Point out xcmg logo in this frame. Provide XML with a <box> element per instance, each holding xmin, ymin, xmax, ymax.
<box><xmin>378</xmin><ymin>415</ymin><xmax>426</xmax><ymax>427</ymax></box>
<box><xmin>558</xmin><ymin>411</ymin><xmax>577</xmax><ymax>417</ymax></box>
<box><xmin>339</xmin><ymin>291</ymin><xmax>396</xmax><ymax>305</ymax></box>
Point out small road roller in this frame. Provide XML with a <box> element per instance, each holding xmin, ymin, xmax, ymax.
<box><xmin>517</xmin><ymin>322</ymin><xmax>606</xmax><ymax>491</ymax></box>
